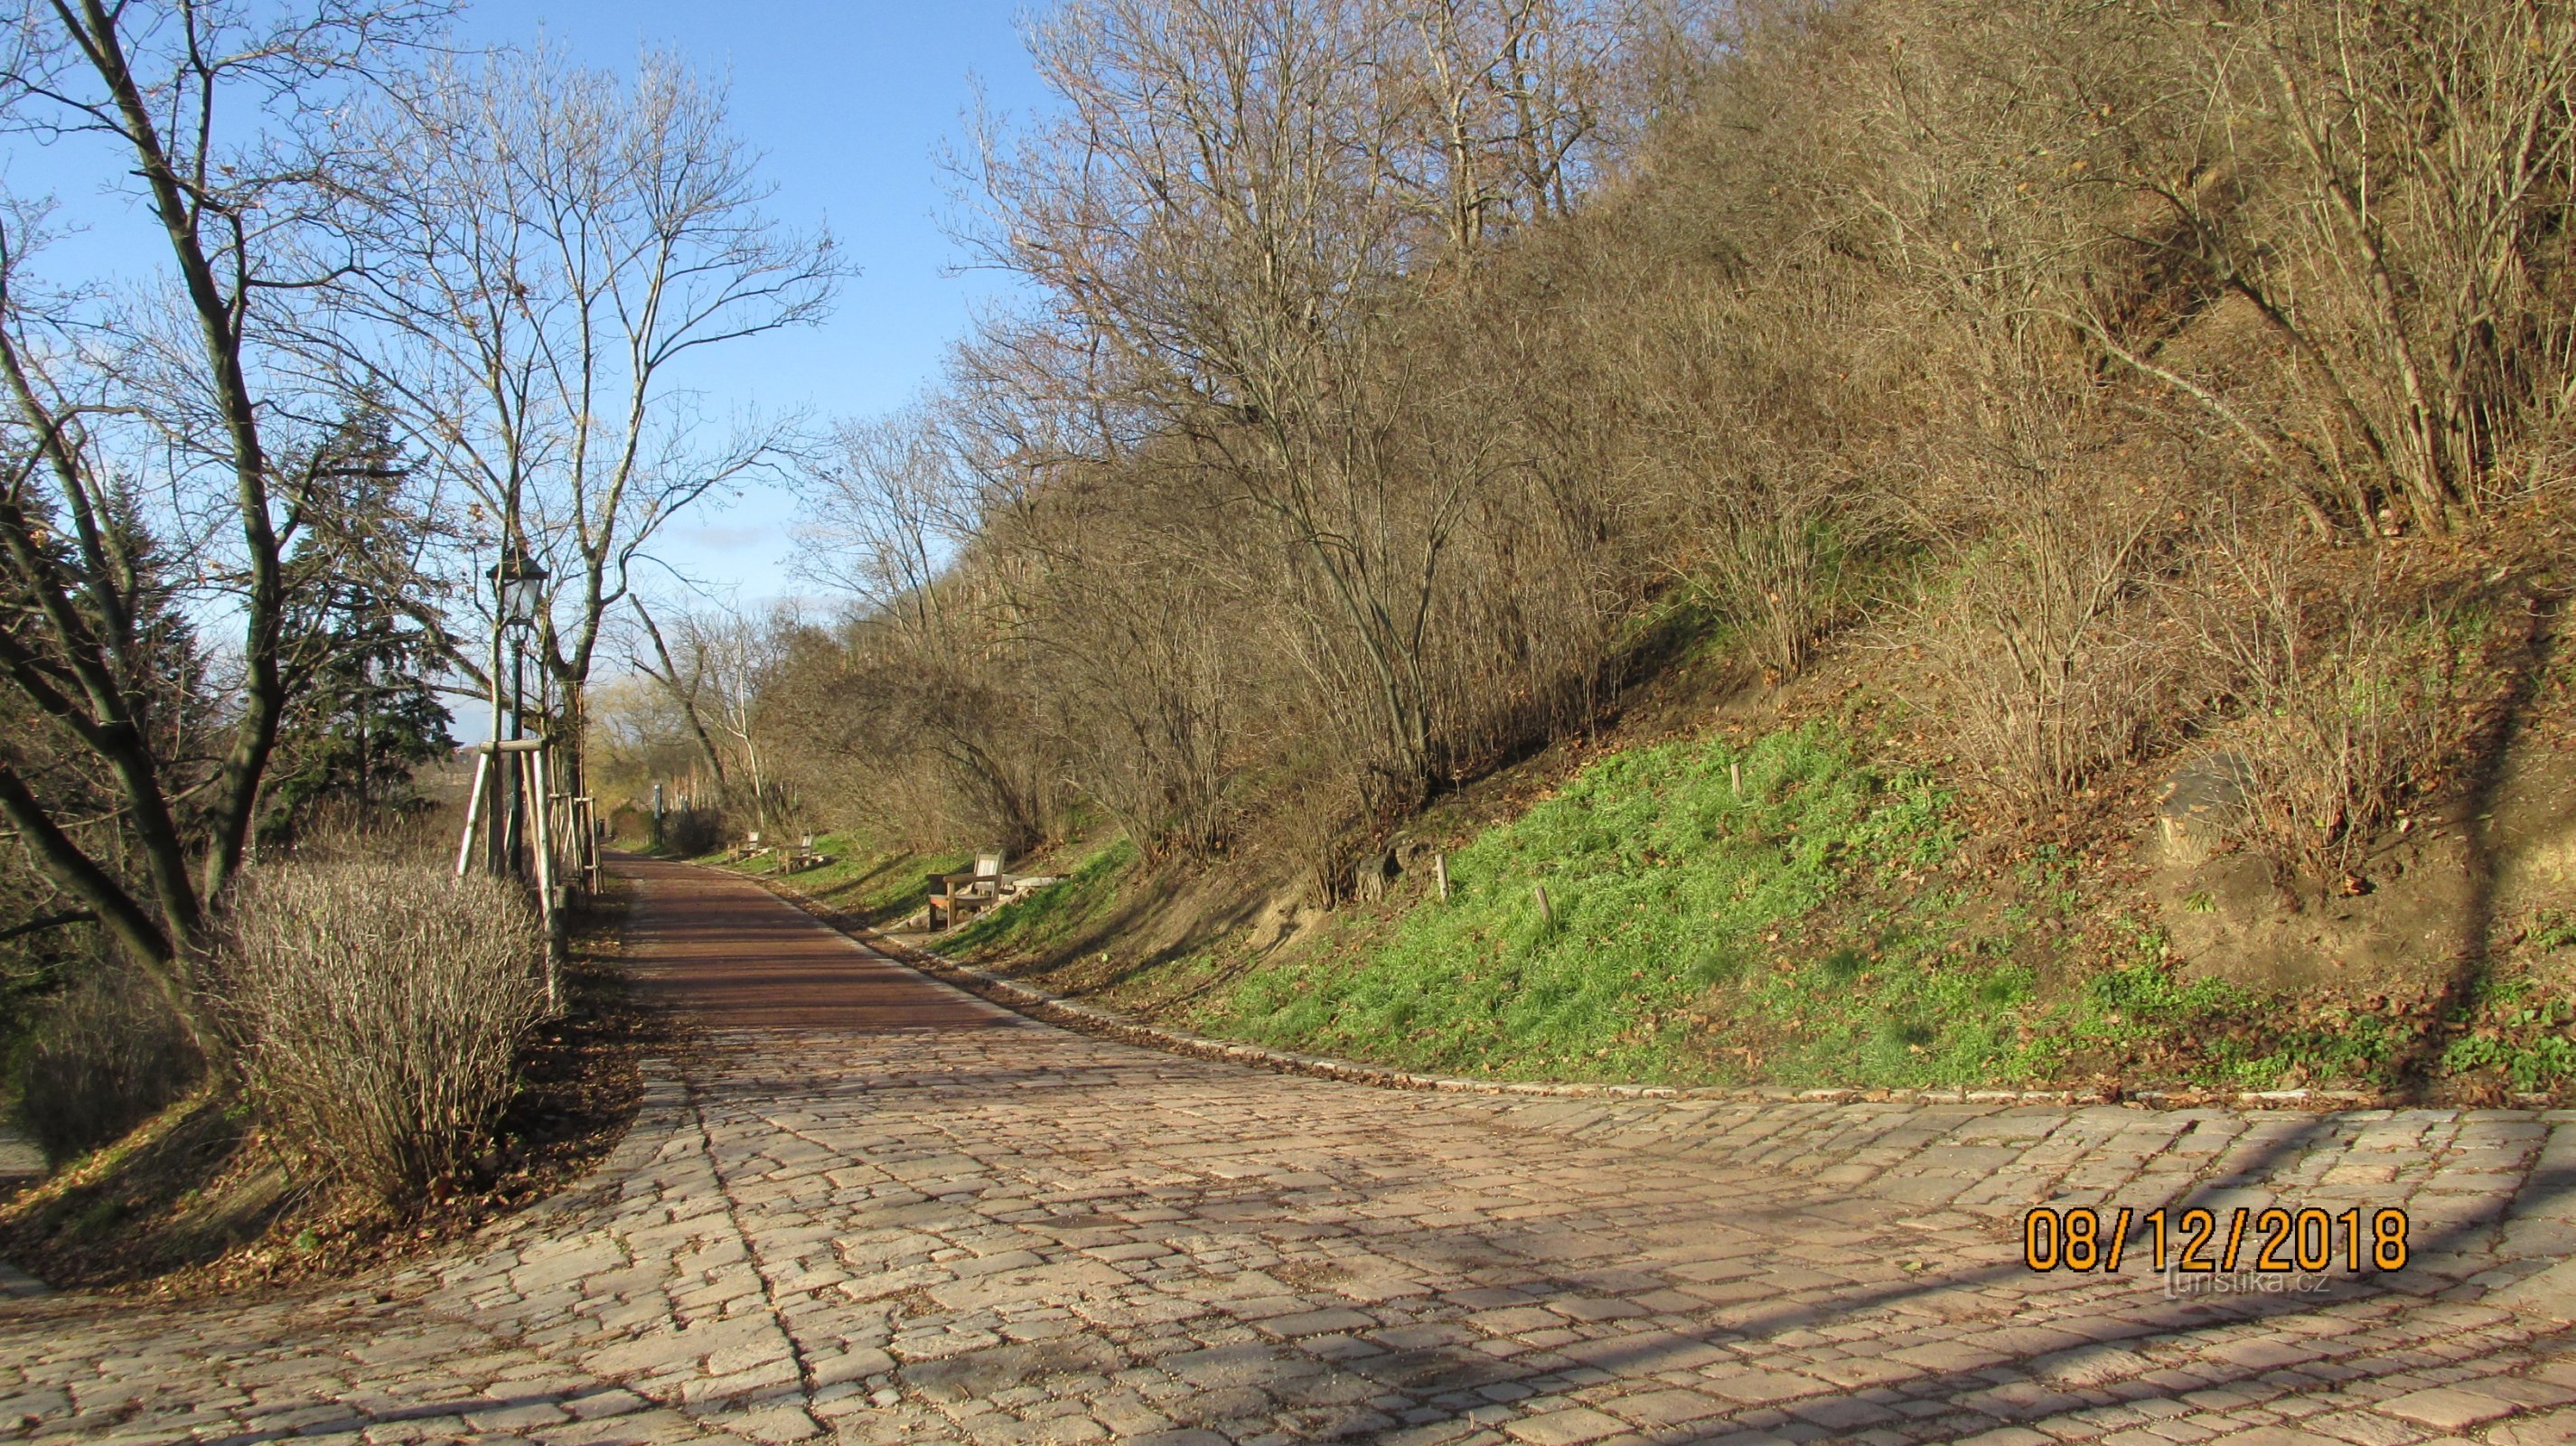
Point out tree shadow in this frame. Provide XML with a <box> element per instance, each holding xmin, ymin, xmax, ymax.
<box><xmin>192</xmin><ymin>1385</ymin><xmax>684</xmax><ymax>1446</ymax></box>
<box><xmin>2393</xmin><ymin>587</ymin><xmax>2560</xmax><ymax>1099</ymax></box>
<box><xmin>1292</xmin><ymin>1137</ymin><xmax>2573</xmax><ymax>1443</ymax></box>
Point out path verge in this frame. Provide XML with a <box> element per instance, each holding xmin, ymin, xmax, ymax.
<box><xmin>743</xmin><ymin>868</ymin><xmax>2557</xmax><ymax>1115</ymax></box>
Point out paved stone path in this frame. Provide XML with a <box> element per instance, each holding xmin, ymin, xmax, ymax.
<box><xmin>1</xmin><ymin>859</ymin><xmax>2571</xmax><ymax>1445</ymax></box>
<box><xmin>0</xmin><ymin>1133</ymin><xmax>37</xmax><ymax>1193</ymax></box>
<box><xmin>0</xmin><ymin>1131</ymin><xmax>40</xmax><ymax>1302</ymax></box>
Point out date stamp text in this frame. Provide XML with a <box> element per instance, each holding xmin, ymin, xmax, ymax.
<box><xmin>2021</xmin><ymin>1205</ymin><xmax>2409</xmax><ymax>1278</ymax></box>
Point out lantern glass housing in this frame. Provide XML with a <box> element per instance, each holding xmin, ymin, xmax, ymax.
<box><xmin>490</xmin><ymin>544</ymin><xmax>548</xmax><ymax>627</ymax></box>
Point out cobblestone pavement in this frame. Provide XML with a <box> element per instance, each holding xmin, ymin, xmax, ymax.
<box><xmin>1</xmin><ymin>860</ymin><xmax>2571</xmax><ymax>1445</ymax></box>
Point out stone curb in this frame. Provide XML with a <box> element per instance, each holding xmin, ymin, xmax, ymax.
<box><xmin>738</xmin><ymin>869</ymin><xmax>2561</xmax><ymax>1117</ymax></box>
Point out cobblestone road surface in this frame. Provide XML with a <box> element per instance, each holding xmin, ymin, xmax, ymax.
<box><xmin>2</xmin><ymin>858</ymin><xmax>2571</xmax><ymax>1445</ymax></box>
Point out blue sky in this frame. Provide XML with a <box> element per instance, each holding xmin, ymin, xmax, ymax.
<box><xmin>0</xmin><ymin>1</ymin><xmax>1049</xmax><ymax>608</ymax></box>
<box><xmin>452</xmin><ymin>1</ymin><xmax>1052</xmax><ymax>604</ymax></box>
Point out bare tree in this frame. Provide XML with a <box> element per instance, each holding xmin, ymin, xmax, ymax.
<box><xmin>788</xmin><ymin>408</ymin><xmax>1057</xmax><ymax>850</ymax></box>
<box><xmin>625</xmin><ymin>599</ymin><xmax>730</xmax><ymax>799</ymax></box>
<box><xmin>628</xmin><ymin>596</ymin><xmax>797</xmax><ymax>830</ymax></box>
<box><xmin>311</xmin><ymin>44</ymin><xmax>845</xmax><ymax>773</ymax></box>
<box><xmin>1381</xmin><ymin>0</ymin><xmax>1632</xmax><ymax>253</ymax></box>
<box><xmin>0</xmin><ymin>1</ymin><xmax>436</xmax><ymax>1050</ymax></box>
<box><xmin>960</xmin><ymin>0</ymin><xmax>1445</xmax><ymax>803</ymax></box>
<box><xmin>793</xmin><ymin>407</ymin><xmax>977</xmax><ymax>633</ymax></box>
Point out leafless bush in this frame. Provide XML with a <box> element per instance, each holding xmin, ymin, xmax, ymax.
<box><xmin>1905</xmin><ymin>437</ymin><xmax>2182</xmax><ymax>812</ymax></box>
<box><xmin>1674</xmin><ymin>475</ymin><xmax>1847</xmax><ymax>680</ymax></box>
<box><xmin>10</xmin><ymin>961</ymin><xmax>201</xmax><ymax>1166</ymax></box>
<box><xmin>1607</xmin><ymin>252</ymin><xmax>1882</xmax><ymax>681</ymax></box>
<box><xmin>1279</xmin><ymin>774</ymin><xmax>1369</xmax><ymax>907</ymax></box>
<box><xmin>218</xmin><ymin>863</ymin><xmax>546</xmax><ymax>1207</ymax></box>
<box><xmin>2185</xmin><ymin>0</ymin><xmax>2576</xmax><ymax>530</ymax></box>
<box><xmin>1052</xmin><ymin>605</ymin><xmax>1241</xmax><ymax>862</ymax></box>
<box><xmin>2191</xmin><ymin>534</ymin><xmax>2467</xmax><ymax>876</ymax></box>
<box><xmin>256</xmin><ymin>798</ymin><xmax>454</xmax><ymax>868</ymax></box>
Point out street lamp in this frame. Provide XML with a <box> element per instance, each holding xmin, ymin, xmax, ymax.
<box><xmin>489</xmin><ymin>543</ymin><xmax>548</xmax><ymax>631</ymax></box>
<box><xmin>486</xmin><ymin>541</ymin><xmax>548</xmax><ymax>874</ymax></box>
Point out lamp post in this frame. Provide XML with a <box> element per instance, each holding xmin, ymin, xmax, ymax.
<box><xmin>493</xmin><ymin>543</ymin><xmax>547</xmax><ymax>634</ymax></box>
<box><xmin>486</xmin><ymin>541</ymin><xmax>548</xmax><ymax>875</ymax></box>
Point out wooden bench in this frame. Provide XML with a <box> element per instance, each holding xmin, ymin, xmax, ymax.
<box><xmin>726</xmin><ymin>830</ymin><xmax>769</xmax><ymax>863</ymax></box>
<box><xmin>926</xmin><ymin>850</ymin><xmax>1008</xmax><ymax>930</ymax></box>
<box><xmin>779</xmin><ymin>833</ymin><xmax>828</xmax><ymax>874</ymax></box>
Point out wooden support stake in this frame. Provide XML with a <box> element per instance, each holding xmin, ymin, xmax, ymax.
<box><xmin>1434</xmin><ymin>852</ymin><xmax>1449</xmax><ymax>902</ymax></box>
<box><xmin>1730</xmin><ymin>759</ymin><xmax>1742</xmax><ymax>797</ymax></box>
<box><xmin>454</xmin><ymin>752</ymin><xmax>492</xmax><ymax>878</ymax></box>
<box><xmin>1534</xmin><ymin>883</ymin><xmax>1552</xmax><ymax>926</ymax></box>
<box><xmin>528</xmin><ymin>751</ymin><xmax>555</xmax><ymax>896</ymax></box>
<box><xmin>529</xmin><ymin>748</ymin><xmax>560</xmax><ymax>1012</ymax></box>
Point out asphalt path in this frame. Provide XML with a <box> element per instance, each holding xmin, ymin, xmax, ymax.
<box><xmin>616</xmin><ymin>853</ymin><xmax>1015</xmax><ymax>1034</ymax></box>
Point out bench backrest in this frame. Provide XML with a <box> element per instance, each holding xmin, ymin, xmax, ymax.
<box><xmin>975</xmin><ymin>850</ymin><xmax>1005</xmax><ymax>878</ymax></box>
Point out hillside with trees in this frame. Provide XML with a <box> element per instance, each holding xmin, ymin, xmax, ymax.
<box><xmin>636</xmin><ymin>0</ymin><xmax>2576</xmax><ymax>1101</ymax></box>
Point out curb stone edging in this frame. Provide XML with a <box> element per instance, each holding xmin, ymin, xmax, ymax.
<box><xmin>738</xmin><ymin>869</ymin><xmax>2561</xmax><ymax>1117</ymax></box>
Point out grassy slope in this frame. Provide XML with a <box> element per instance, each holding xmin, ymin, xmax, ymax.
<box><xmin>1193</xmin><ymin>724</ymin><xmax>2081</xmax><ymax>1086</ymax></box>
<box><xmin>1059</xmin><ymin>721</ymin><xmax>2574</xmax><ymax>1095</ymax></box>
<box><xmin>719</xmin><ymin>684</ymin><xmax>2571</xmax><ymax>1100</ymax></box>
<box><xmin>700</xmin><ymin>833</ymin><xmax>965</xmax><ymax>930</ymax></box>
<box><xmin>946</xmin><ymin>840</ymin><xmax>1138</xmax><ymax>956</ymax></box>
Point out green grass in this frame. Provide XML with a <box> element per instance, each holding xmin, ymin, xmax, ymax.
<box><xmin>2061</xmin><ymin>958</ymin><xmax>2416</xmax><ymax>1089</ymax></box>
<box><xmin>2441</xmin><ymin>975</ymin><xmax>2576</xmax><ymax>1091</ymax></box>
<box><xmin>950</xmin><ymin>840</ymin><xmax>1137</xmax><ymax>955</ymax></box>
<box><xmin>710</xmin><ymin>831</ymin><xmax>964</xmax><ymax>930</ymax></box>
<box><xmin>1192</xmin><ymin>724</ymin><xmax>2047</xmax><ymax>1084</ymax></box>
<box><xmin>2526</xmin><ymin>907</ymin><xmax>2576</xmax><ymax>953</ymax></box>
<box><xmin>1175</xmin><ymin>722</ymin><xmax>2449</xmax><ymax>1092</ymax></box>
